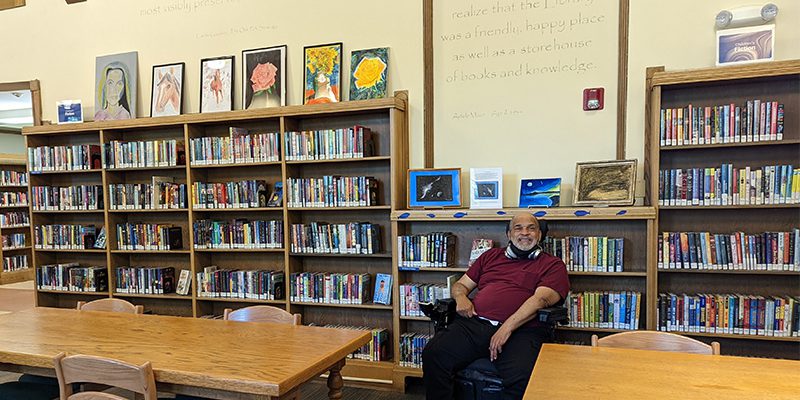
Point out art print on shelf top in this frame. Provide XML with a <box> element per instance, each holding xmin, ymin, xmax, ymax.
<box><xmin>304</xmin><ymin>42</ymin><xmax>342</xmax><ymax>105</ymax></box>
<box><xmin>519</xmin><ymin>178</ymin><xmax>561</xmax><ymax>208</ymax></box>
<box><xmin>350</xmin><ymin>47</ymin><xmax>388</xmax><ymax>101</ymax></box>
<box><xmin>573</xmin><ymin>159</ymin><xmax>637</xmax><ymax>206</ymax></box>
<box><xmin>200</xmin><ymin>56</ymin><xmax>234</xmax><ymax>113</ymax></box>
<box><xmin>470</xmin><ymin>167</ymin><xmax>502</xmax><ymax>209</ymax></box>
<box><xmin>150</xmin><ymin>62</ymin><xmax>184</xmax><ymax>117</ymax></box>
<box><xmin>94</xmin><ymin>51</ymin><xmax>137</xmax><ymax>121</ymax></box>
<box><xmin>243</xmin><ymin>45</ymin><xmax>286</xmax><ymax>109</ymax></box>
<box><xmin>716</xmin><ymin>25</ymin><xmax>774</xmax><ymax>66</ymax></box>
<box><xmin>408</xmin><ymin>168</ymin><xmax>461</xmax><ymax>208</ymax></box>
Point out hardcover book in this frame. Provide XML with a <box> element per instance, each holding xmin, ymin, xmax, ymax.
<box><xmin>267</xmin><ymin>181</ymin><xmax>283</xmax><ymax>207</ymax></box>
<box><xmin>176</xmin><ymin>269</ymin><xmax>191</xmax><ymax>295</ymax></box>
<box><xmin>373</xmin><ymin>273</ymin><xmax>392</xmax><ymax>305</ymax></box>
<box><xmin>469</xmin><ymin>238</ymin><xmax>493</xmax><ymax>267</ymax></box>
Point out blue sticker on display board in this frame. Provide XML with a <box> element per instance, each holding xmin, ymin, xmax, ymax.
<box><xmin>398</xmin><ymin>212</ymin><xmax>410</xmax><ymax>219</ymax></box>
<box><xmin>426</xmin><ymin>213</ymin><xmax>436</xmax><ymax>218</ymax></box>
<box><xmin>574</xmin><ymin>210</ymin><xmax>590</xmax><ymax>217</ymax></box>
<box><xmin>616</xmin><ymin>210</ymin><xmax>627</xmax><ymax>216</ymax></box>
<box><xmin>496</xmin><ymin>211</ymin><xmax>506</xmax><ymax>215</ymax></box>
<box><xmin>453</xmin><ymin>212</ymin><xmax>467</xmax><ymax>218</ymax></box>
<box><xmin>533</xmin><ymin>211</ymin><xmax>547</xmax><ymax>217</ymax></box>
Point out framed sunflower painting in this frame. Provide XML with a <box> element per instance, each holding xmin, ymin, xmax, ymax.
<box><xmin>350</xmin><ymin>47</ymin><xmax>388</xmax><ymax>100</ymax></box>
<box><xmin>303</xmin><ymin>42</ymin><xmax>342</xmax><ymax>105</ymax></box>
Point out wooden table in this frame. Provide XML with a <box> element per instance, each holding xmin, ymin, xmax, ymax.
<box><xmin>524</xmin><ymin>344</ymin><xmax>800</xmax><ymax>399</ymax></box>
<box><xmin>0</xmin><ymin>308</ymin><xmax>371</xmax><ymax>399</ymax></box>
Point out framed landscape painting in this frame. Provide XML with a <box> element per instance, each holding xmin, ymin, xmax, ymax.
<box><xmin>350</xmin><ymin>47</ymin><xmax>388</xmax><ymax>100</ymax></box>
<box><xmin>303</xmin><ymin>42</ymin><xmax>342</xmax><ymax>105</ymax></box>
<box><xmin>243</xmin><ymin>45</ymin><xmax>286</xmax><ymax>109</ymax></box>
<box><xmin>519</xmin><ymin>178</ymin><xmax>561</xmax><ymax>208</ymax></box>
<box><xmin>573</xmin><ymin>159</ymin><xmax>637</xmax><ymax>206</ymax></box>
<box><xmin>200</xmin><ymin>56</ymin><xmax>234</xmax><ymax>113</ymax></box>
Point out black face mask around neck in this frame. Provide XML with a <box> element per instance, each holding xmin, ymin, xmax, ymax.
<box><xmin>507</xmin><ymin>241</ymin><xmax>540</xmax><ymax>259</ymax></box>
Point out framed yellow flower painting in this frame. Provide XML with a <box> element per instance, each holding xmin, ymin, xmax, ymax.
<box><xmin>350</xmin><ymin>48</ymin><xmax>388</xmax><ymax>101</ymax></box>
<box><xmin>243</xmin><ymin>45</ymin><xmax>286</xmax><ymax>109</ymax></box>
<box><xmin>303</xmin><ymin>42</ymin><xmax>342</xmax><ymax>105</ymax></box>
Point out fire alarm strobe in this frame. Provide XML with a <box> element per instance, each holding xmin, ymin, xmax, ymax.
<box><xmin>583</xmin><ymin>88</ymin><xmax>604</xmax><ymax>111</ymax></box>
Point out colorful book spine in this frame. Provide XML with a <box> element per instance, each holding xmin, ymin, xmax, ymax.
<box><xmin>397</xmin><ymin>232</ymin><xmax>457</xmax><ymax>269</ymax></box>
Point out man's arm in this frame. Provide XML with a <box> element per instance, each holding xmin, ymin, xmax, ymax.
<box><xmin>451</xmin><ymin>274</ymin><xmax>478</xmax><ymax>318</ymax></box>
<box><xmin>489</xmin><ymin>286</ymin><xmax>561</xmax><ymax>361</ymax></box>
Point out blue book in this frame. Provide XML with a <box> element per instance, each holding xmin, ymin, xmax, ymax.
<box><xmin>373</xmin><ymin>273</ymin><xmax>392</xmax><ymax>305</ymax></box>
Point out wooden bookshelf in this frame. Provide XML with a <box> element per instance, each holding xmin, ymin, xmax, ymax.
<box><xmin>24</xmin><ymin>92</ymin><xmax>409</xmax><ymax>384</ymax></box>
<box><xmin>645</xmin><ymin>60</ymin><xmax>800</xmax><ymax>359</ymax></box>
<box><xmin>0</xmin><ymin>154</ymin><xmax>33</xmax><ymax>284</ymax></box>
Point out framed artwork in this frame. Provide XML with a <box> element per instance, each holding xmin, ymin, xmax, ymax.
<box><xmin>350</xmin><ymin>47</ymin><xmax>388</xmax><ymax>100</ymax></box>
<box><xmin>408</xmin><ymin>168</ymin><xmax>461</xmax><ymax>208</ymax></box>
<box><xmin>94</xmin><ymin>51</ymin><xmax>137</xmax><ymax>121</ymax></box>
<box><xmin>716</xmin><ymin>25</ymin><xmax>774</xmax><ymax>66</ymax></box>
<box><xmin>242</xmin><ymin>45</ymin><xmax>286</xmax><ymax>109</ymax></box>
<box><xmin>303</xmin><ymin>42</ymin><xmax>342</xmax><ymax>105</ymax></box>
<box><xmin>519</xmin><ymin>178</ymin><xmax>561</xmax><ymax>208</ymax></box>
<box><xmin>573</xmin><ymin>159</ymin><xmax>637</xmax><ymax>206</ymax></box>
<box><xmin>200</xmin><ymin>56</ymin><xmax>234</xmax><ymax>113</ymax></box>
<box><xmin>150</xmin><ymin>62</ymin><xmax>184</xmax><ymax>117</ymax></box>
<box><xmin>470</xmin><ymin>167</ymin><xmax>502</xmax><ymax>209</ymax></box>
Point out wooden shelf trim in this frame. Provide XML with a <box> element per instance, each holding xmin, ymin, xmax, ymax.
<box><xmin>112</xmin><ymin>293</ymin><xmax>192</xmax><ymax>300</ymax></box>
<box><xmin>36</xmin><ymin>289</ymin><xmax>109</xmax><ymax>296</ymax></box>
<box><xmin>109</xmin><ymin>208</ymin><xmax>189</xmax><ymax>213</ymax></box>
<box><xmin>194</xmin><ymin>248</ymin><xmax>284</xmax><ymax>253</ymax></box>
<box><xmin>32</xmin><ymin>209</ymin><xmax>104</xmax><ymax>214</ymax></box>
<box><xmin>190</xmin><ymin>161</ymin><xmax>282</xmax><ymax>169</ymax></box>
<box><xmin>392</xmin><ymin>207</ymin><xmax>656</xmax><ymax>221</ymax></box>
<box><xmin>29</xmin><ymin>169</ymin><xmax>101</xmax><ymax>175</ymax></box>
<box><xmin>673</xmin><ymin>331</ymin><xmax>800</xmax><ymax>343</ymax></box>
<box><xmin>285</xmin><ymin>156</ymin><xmax>391</xmax><ymax>165</ymax></box>
<box><xmin>660</xmin><ymin>138</ymin><xmax>800</xmax><ymax>151</ymax></box>
<box><xmin>34</xmin><ymin>248</ymin><xmax>106</xmax><ymax>253</ymax></box>
<box><xmin>105</xmin><ymin>165</ymin><xmax>186</xmax><ymax>172</ymax></box>
<box><xmin>195</xmin><ymin>297</ymin><xmax>286</xmax><ymax>305</ymax></box>
<box><xmin>289</xmin><ymin>252</ymin><xmax>391</xmax><ymax>258</ymax></box>
<box><xmin>290</xmin><ymin>301</ymin><xmax>392</xmax><ymax>310</ymax></box>
<box><xmin>110</xmin><ymin>250</ymin><xmax>191</xmax><ymax>254</ymax></box>
<box><xmin>650</xmin><ymin>60</ymin><xmax>800</xmax><ymax>86</ymax></box>
<box><xmin>658</xmin><ymin>269</ymin><xmax>800</xmax><ymax>276</ymax></box>
<box><xmin>557</xmin><ymin>326</ymin><xmax>640</xmax><ymax>333</ymax></box>
<box><xmin>192</xmin><ymin>207</ymin><xmax>282</xmax><ymax>212</ymax></box>
<box><xmin>288</xmin><ymin>206</ymin><xmax>392</xmax><ymax>211</ymax></box>
<box><xmin>659</xmin><ymin>204</ymin><xmax>799</xmax><ymax>210</ymax></box>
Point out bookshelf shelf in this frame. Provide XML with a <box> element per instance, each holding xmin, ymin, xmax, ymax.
<box><xmin>194</xmin><ymin>248</ymin><xmax>284</xmax><ymax>253</ymax></box>
<box><xmin>400</xmin><ymin>316</ymin><xmax>430</xmax><ymax>321</ymax></box>
<box><xmin>557</xmin><ymin>326</ymin><xmax>637</xmax><ymax>334</ymax></box>
<box><xmin>289</xmin><ymin>252</ymin><xmax>391</xmax><ymax>258</ymax></box>
<box><xmin>29</xmin><ymin>169</ymin><xmax>101</xmax><ymax>175</ymax></box>
<box><xmin>113</xmin><ymin>293</ymin><xmax>192</xmax><ymax>300</ymax></box>
<box><xmin>0</xmin><ymin>185</ymin><xmax>28</xmax><ymax>189</ymax></box>
<box><xmin>658</xmin><ymin>269</ymin><xmax>800</xmax><ymax>276</ymax></box>
<box><xmin>1</xmin><ymin>225</ymin><xmax>30</xmax><ymax>230</ymax></box>
<box><xmin>190</xmin><ymin>161</ymin><xmax>282</xmax><ymax>169</ymax></box>
<box><xmin>32</xmin><ymin>209</ymin><xmax>104</xmax><ymax>214</ymax></box>
<box><xmin>2</xmin><ymin>246</ymin><xmax>31</xmax><ymax>252</ymax></box>
<box><xmin>568</xmin><ymin>271</ymin><xmax>647</xmax><ymax>277</ymax></box>
<box><xmin>660</xmin><ymin>138</ymin><xmax>800</xmax><ymax>151</ymax></box>
<box><xmin>196</xmin><ymin>297</ymin><xmax>286</xmax><ymax>305</ymax></box>
<box><xmin>36</xmin><ymin>289</ymin><xmax>109</xmax><ymax>296</ymax></box>
<box><xmin>391</xmin><ymin>207</ymin><xmax>656</xmax><ymax>221</ymax></box>
<box><xmin>0</xmin><ymin>205</ymin><xmax>29</xmax><ymax>209</ymax></box>
<box><xmin>400</xmin><ymin>267</ymin><xmax>469</xmax><ymax>272</ymax></box>
<box><xmin>659</xmin><ymin>204</ymin><xmax>799</xmax><ymax>210</ymax></box>
<box><xmin>108</xmin><ymin>209</ymin><xmax>189</xmax><ymax>213</ymax></box>
<box><xmin>109</xmin><ymin>250</ymin><xmax>191</xmax><ymax>254</ymax></box>
<box><xmin>105</xmin><ymin>165</ymin><xmax>186</xmax><ymax>172</ymax></box>
<box><xmin>676</xmin><ymin>331</ymin><xmax>800</xmax><ymax>342</ymax></box>
<box><xmin>285</xmin><ymin>156</ymin><xmax>391</xmax><ymax>165</ymax></box>
<box><xmin>191</xmin><ymin>207</ymin><xmax>282</xmax><ymax>212</ymax></box>
<box><xmin>35</xmin><ymin>248</ymin><xmax>106</xmax><ymax>253</ymax></box>
<box><xmin>290</xmin><ymin>301</ymin><xmax>392</xmax><ymax>310</ymax></box>
<box><xmin>288</xmin><ymin>206</ymin><xmax>392</xmax><ymax>211</ymax></box>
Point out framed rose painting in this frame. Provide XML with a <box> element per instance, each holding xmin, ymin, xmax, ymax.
<box><xmin>303</xmin><ymin>42</ymin><xmax>342</xmax><ymax>105</ymax></box>
<box><xmin>242</xmin><ymin>45</ymin><xmax>286</xmax><ymax>109</ymax></box>
<box><xmin>350</xmin><ymin>47</ymin><xmax>388</xmax><ymax>100</ymax></box>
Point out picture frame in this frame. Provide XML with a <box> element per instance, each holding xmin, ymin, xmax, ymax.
<box><xmin>150</xmin><ymin>62</ymin><xmax>184</xmax><ymax>117</ymax></box>
<box><xmin>349</xmin><ymin>47</ymin><xmax>388</xmax><ymax>101</ymax></box>
<box><xmin>573</xmin><ymin>159</ymin><xmax>637</xmax><ymax>206</ymax></box>
<box><xmin>94</xmin><ymin>51</ymin><xmax>137</xmax><ymax>121</ymax></box>
<box><xmin>56</xmin><ymin>100</ymin><xmax>83</xmax><ymax>124</ymax></box>
<box><xmin>408</xmin><ymin>168</ymin><xmax>461</xmax><ymax>208</ymax></box>
<box><xmin>469</xmin><ymin>167</ymin><xmax>502</xmax><ymax>209</ymax></box>
<box><xmin>303</xmin><ymin>42</ymin><xmax>342</xmax><ymax>105</ymax></box>
<box><xmin>519</xmin><ymin>178</ymin><xmax>561</xmax><ymax>208</ymax></box>
<box><xmin>716</xmin><ymin>25</ymin><xmax>774</xmax><ymax>66</ymax></box>
<box><xmin>242</xmin><ymin>45</ymin><xmax>286</xmax><ymax>109</ymax></box>
<box><xmin>200</xmin><ymin>55</ymin><xmax>234</xmax><ymax>113</ymax></box>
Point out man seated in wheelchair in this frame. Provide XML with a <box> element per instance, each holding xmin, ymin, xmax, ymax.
<box><xmin>422</xmin><ymin>212</ymin><xmax>570</xmax><ymax>400</ymax></box>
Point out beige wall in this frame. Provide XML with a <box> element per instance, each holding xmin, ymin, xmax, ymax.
<box><xmin>0</xmin><ymin>0</ymin><xmax>797</xmax><ymax>205</ymax></box>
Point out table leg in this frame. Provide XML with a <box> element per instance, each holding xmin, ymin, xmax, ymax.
<box><xmin>326</xmin><ymin>359</ymin><xmax>345</xmax><ymax>400</ymax></box>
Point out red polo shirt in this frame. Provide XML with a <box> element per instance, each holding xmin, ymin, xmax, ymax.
<box><xmin>466</xmin><ymin>247</ymin><xmax>570</xmax><ymax>328</ymax></box>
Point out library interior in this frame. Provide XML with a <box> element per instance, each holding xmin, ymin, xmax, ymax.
<box><xmin>0</xmin><ymin>1</ymin><xmax>798</xmax><ymax>399</ymax></box>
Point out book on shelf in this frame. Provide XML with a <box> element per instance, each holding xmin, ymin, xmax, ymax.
<box><xmin>116</xmin><ymin>223</ymin><xmax>182</xmax><ymax>251</ymax></box>
<box><xmin>659</xmin><ymin>164</ymin><xmax>798</xmax><ymax>206</ymax></box>
<box><xmin>93</xmin><ymin>227</ymin><xmax>106</xmax><ymax>250</ymax></box>
<box><xmin>115</xmin><ymin>266</ymin><xmax>175</xmax><ymax>294</ymax></box>
<box><xmin>286</xmin><ymin>176</ymin><xmax>379</xmax><ymax>207</ymax></box>
<box><xmin>3</xmin><ymin>255</ymin><xmax>28</xmax><ymax>272</ymax></box>
<box><xmin>267</xmin><ymin>181</ymin><xmax>283</xmax><ymax>207</ymax></box>
<box><xmin>196</xmin><ymin>268</ymin><xmax>284</xmax><ymax>299</ymax></box>
<box><xmin>543</xmin><ymin>236</ymin><xmax>624</xmax><ymax>272</ymax></box>
<box><xmin>400</xmin><ymin>282</ymin><xmax>449</xmax><ymax>317</ymax></box>
<box><xmin>104</xmin><ymin>139</ymin><xmax>185</xmax><ymax>169</ymax></box>
<box><xmin>399</xmin><ymin>332</ymin><xmax>432</xmax><ymax>368</ymax></box>
<box><xmin>192</xmin><ymin>180</ymin><xmax>267</xmax><ymax>209</ymax></box>
<box><xmin>190</xmin><ymin>129</ymin><xmax>280</xmax><ymax>165</ymax></box>
<box><xmin>564</xmin><ymin>291</ymin><xmax>641</xmax><ymax>330</ymax></box>
<box><xmin>34</xmin><ymin>224</ymin><xmax>100</xmax><ymax>250</ymax></box>
<box><xmin>0</xmin><ymin>211</ymin><xmax>29</xmax><ymax>227</ymax></box>
<box><xmin>373</xmin><ymin>273</ymin><xmax>392</xmax><ymax>305</ymax></box>
<box><xmin>310</xmin><ymin>324</ymin><xmax>388</xmax><ymax>362</ymax></box>
<box><xmin>32</xmin><ymin>185</ymin><xmax>104</xmax><ymax>211</ymax></box>
<box><xmin>398</xmin><ymin>232</ymin><xmax>456</xmax><ymax>270</ymax></box>
<box><xmin>28</xmin><ymin>144</ymin><xmax>101</xmax><ymax>172</ymax></box>
<box><xmin>469</xmin><ymin>238</ymin><xmax>493</xmax><ymax>267</ymax></box>
<box><xmin>175</xmin><ymin>269</ymin><xmax>192</xmax><ymax>295</ymax></box>
<box><xmin>284</xmin><ymin>125</ymin><xmax>375</xmax><ymax>161</ymax></box>
<box><xmin>36</xmin><ymin>263</ymin><xmax>108</xmax><ymax>292</ymax></box>
<box><xmin>289</xmin><ymin>272</ymin><xmax>371</xmax><ymax>304</ymax></box>
<box><xmin>0</xmin><ymin>170</ymin><xmax>27</xmax><ymax>186</ymax></box>
<box><xmin>290</xmin><ymin>221</ymin><xmax>380</xmax><ymax>254</ymax></box>
<box><xmin>193</xmin><ymin>219</ymin><xmax>283</xmax><ymax>249</ymax></box>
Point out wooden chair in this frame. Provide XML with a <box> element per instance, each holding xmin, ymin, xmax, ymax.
<box><xmin>77</xmin><ymin>299</ymin><xmax>144</xmax><ymax>314</ymax></box>
<box><xmin>223</xmin><ymin>305</ymin><xmax>301</xmax><ymax>325</ymax></box>
<box><xmin>591</xmin><ymin>331</ymin><xmax>721</xmax><ymax>355</ymax></box>
<box><xmin>53</xmin><ymin>352</ymin><xmax>157</xmax><ymax>400</ymax></box>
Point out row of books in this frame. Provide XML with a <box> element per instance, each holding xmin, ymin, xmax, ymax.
<box><xmin>289</xmin><ymin>272</ymin><xmax>372</xmax><ymax>304</ymax></box>
<box><xmin>109</xmin><ymin>181</ymin><xmax>188</xmax><ymax>210</ymax></box>
<box><xmin>191</xmin><ymin>180</ymin><xmax>270</xmax><ymax>209</ymax></box>
<box><xmin>0</xmin><ymin>211</ymin><xmax>29</xmax><ymax>227</ymax></box>
<box><xmin>104</xmin><ymin>139</ymin><xmax>185</xmax><ymax>169</ymax></box>
<box><xmin>0</xmin><ymin>170</ymin><xmax>27</xmax><ymax>186</ymax></box>
<box><xmin>564</xmin><ymin>291</ymin><xmax>642</xmax><ymax>330</ymax></box>
<box><xmin>36</xmin><ymin>263</ymin><xmax>108</xmax><ymax>292</ymax></box>
<box><xmin>658</xmin><ymin>230</ymin><xmax>800</xmax><ymax>271</ymax></box>
<box><xmin>115</xmin><ymin>266</ymin><xmax>176</xmax><ymax>294</ymax></box>
<box><xmin>400</xmin><ymin>280</ymin><xmax>458</xmax><ymax>317</ymax></box>
<box><xmin>34</xmin><ymin>224</ymin><xmax>103</xmax><ymax>250</ymax></box>
<box><xmin>397</xmin><ymin>232</ymin><xmax>457</xmax><ymax>269</ymax></box>
<box><xmin>659</xmin><ymin>100</ymin><xmax>784</xmax><ymax>147</ymax></box>
<box><xmin>116</xmin><ymin>223</ymin><xmax>182</xmax><ymax>251</ymax></box>
<box><xmin>657</xmin><ymin>293</ymin><xmax>800</xmax><ymax>337</ymax></box>
<box><xmin>2</xmin><ymin>255</ymin><xmax>28</xmax><ymax>272</ymax></box>
<box><xmin>658</xmin><ymin>164</ymin><xmax>799</xmax><ymax>206</ymax></box>
<box><xmin>193</xmin><ymin>219</ymin><xmax>283</xmax><ymax>249</ymax></box>
<box><xmin>284</xmin><ymin>126</ymin><xmax>375</xmax><ymax>160</ymax></box>
<box><xmin>0</xmin><ymin>192</ymin><xmax>28</xmax><ymax>207</ymax></box>
<box><xmin>2</xmin><ymin>233</ymin><xmax>26</xmax><ymax>249</ymax></box>
<box><xmin>289</xmin><ymin>222</ymin><xmax>381</xmax><ymax>255</ymax></box>
<box><xmin>28</xmin><ymin>144</ymin><xmax>102</xmax><ymax>172</ymax></box>
<box><xmin>31</xmin><ymin>185</ymin><xmax>103</xmax><ymax>211</ymax></box>
<box><xmin>399</xmin><ymin>332</ymin><xmax>432</xmax><ymax>368</ymax></box>
<box><xmin>196</xmin><ymin>267</ymin><xmax>284</xmax><ymax>300</ymax></box>
<box><xmin>189</xmin><ymin>129</ymin><xmax>280</xmax><ymax>165</ymax></box>
<box><xmin>543</xmin><ymin>236</ymin><xmax>625</xmax><ymax>273</ymax></box>
<box><xmin>286</xmin><ymin>176</ymin><xmax>379</xmax><ymax>208</ymax></box>
<box><xmin>315</xmin><ymin>325</ymin><xmax>389</xmax><ymax>362</ymax></box>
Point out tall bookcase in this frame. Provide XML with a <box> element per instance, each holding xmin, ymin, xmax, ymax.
<box><xmin>390</xmin><ymin>206</ymin><xmax>656</xmax><ymax>390</ymax></box>
<box><xmin>645</xmin><ymin>60</ymin><xmax>800</xmax><ymax>359</ymax></box>
<box><xmin>23</xmin><ymin>92</ymin><xmax>408</xmax><ymax>382</ymax></box>
<box><xmin>0</xmin><ymin>153</ymin><xmax>33</xmax><ymax>284</ymax></box>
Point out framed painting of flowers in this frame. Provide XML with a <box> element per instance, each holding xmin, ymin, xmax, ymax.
<box><xmin>243</xmin><ymin>45</ymin><xmax>286</xmax><ymax>109</ymax></box>
<box><xmin>303</xmin><ymin>42</ymin><xmax>342</xmax><ymax>105</ymax></box>
<box><xmin>350</xmin><ymin>47</ymin><xmax>388</xmax><ymax>100</ymax></box>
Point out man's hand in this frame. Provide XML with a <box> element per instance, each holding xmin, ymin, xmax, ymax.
<box><xmin>489</xmin><ymin>324</ymin><xmax>512</xmax><ymax>361</ymax></box>
<box><xmin>455</xmin><ymin>297</ymin><xmax>475</xmax><ymax>318</ymax></box>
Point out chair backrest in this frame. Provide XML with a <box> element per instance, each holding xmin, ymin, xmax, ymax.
<box><xmin>591</xmin><ymin>331</ymin><xmax>720</xmax><ymax>355</ymax></box>
<box><xmin>77</xmin><ymin>299</ymin><xmax>144</xmax><ymax>314</ymax></box>
<box><xmin>53</xmin><ymin>353</ymin><xmax>157</xmax><ymax>400</ymax></box>
<box><xmin>223</xmin><ymin>305</ymin><xmax>301</xmax><ymax>325</ymax></box>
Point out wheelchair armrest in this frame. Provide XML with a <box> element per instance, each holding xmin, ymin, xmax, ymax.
<box><xmin>535</xmin><ymin>306</ymin><xmax>569</xmax><ymax>326</ymax></box>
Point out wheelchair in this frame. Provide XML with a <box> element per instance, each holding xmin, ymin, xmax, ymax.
<box><xmin>421</xmin><ymin>299</ymin><xmax>568</xmax><ymax>400</ymax></box>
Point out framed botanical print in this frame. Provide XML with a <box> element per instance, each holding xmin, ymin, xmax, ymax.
<box><xmin>242</xmin><ymin>45</ymin><xmax>286</xmax><ymax>109</ymax></box>
<box><xmin>200</xmin><ymin>56</ymin><xmax>234</xmax><ymax>113</ymax></box>
<box><xmin>350</xmin><ymin>47</ymin><xmax>388</xmax><ymax>100</ymax></box>
<box><xmin>303</xmin><ymin>42</ymin><xmax>342</xmax><ymax>105</ymax></box>
<box><xmin>150</xmin><ymin>62</ymin><xmax>184</xmax><ymax>117</ymax></box>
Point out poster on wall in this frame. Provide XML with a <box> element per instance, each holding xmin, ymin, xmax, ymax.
<box><xmin>200</xmin><ymin>56</ymin><xmax>234</xmax><ymax>113</ymax></box>
<box><xmin>349</xmin><ymin>47</ymin><xmax>389</xmax><ymax>101</ymax></box>
<box><xmin>94</xmin><ymin>51</ymin><xmax>137</xmax><ymax>121</ymax></box>
<box><xmin>150</xmin><ymin>62</ymin><xmax>184</xmax><ymax>117</ymax></box>
<box><xmin>243</xmin><ymin>45</ymin><xmax>286</xmax><ymax>109</ymax></box>
<box><xmin>716</xmin><ymin>25</ymin><xmax>774</xmax><ymax>66</ymax></box>
<box><xmin>303</xmin><ymin>42</ymin><xmax>342</xmax><ymax>105</ymax></box>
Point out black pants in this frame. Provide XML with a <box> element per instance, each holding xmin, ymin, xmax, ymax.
<box><xmin>422</xmin><ymin>316</ymin><xmax>551</xmax><ymax>400</ymax></box>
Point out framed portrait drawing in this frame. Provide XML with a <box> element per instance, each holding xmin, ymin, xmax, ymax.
<box><xmin>350</xmin><ymin>47</ymin><xmax>388</xmax><ymax>101</ymax></box>
<box><xmin>200</xmin><ymin>56</ymin><xmax>234</xmax><ymax>113</ymax></box>
<box><xmin>408</xmin><ymin>168</ymin><xmax>461</xmax><ymax>208</ymax></box>
<box><xmin>303</xmin><ymin>42</ymin><xmax>342</xmax><ymax>105</ymax></box>
<box><xmin>519</xmin><ymin>178</ymin><xmax>561</xmax><ymax>208</ymax></box>
<box><xmin>150</xmin><ymin>62</ymin><xmax>184</xmax><ymax>117</ymax></box>
<box><xmin>573</xmin><ymin>159</ymin><xmax>637</xmax><ymax>206</ymax></box>
<box><xmin>95</xmin><ymin>51</ymin><xmax>137</xmax><ymax>121</ymax></box>
<box><xmin>242</xmin><ymin>45</ymin><xmax>286</xmax><ymax>109</ymax></box>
